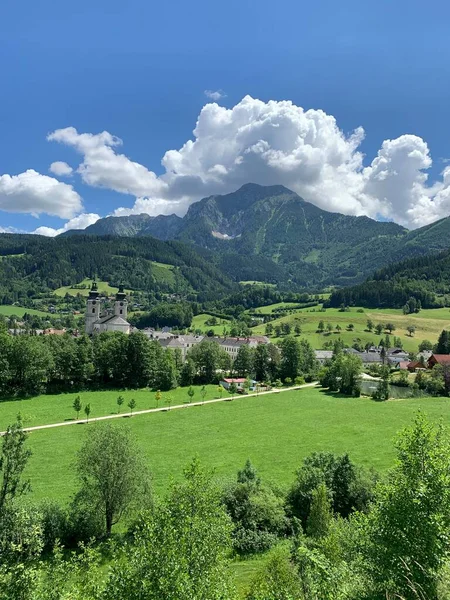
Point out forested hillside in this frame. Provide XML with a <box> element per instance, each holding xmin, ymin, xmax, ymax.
<box><xmin>328</xmin><ymin>249</ymin><xmax>450</xmax><ymax>308</ymax></box>
<box><xmin>0</xmin><ymin>234</ymin><xmax>236</xmax><ymax>305</ymax></box>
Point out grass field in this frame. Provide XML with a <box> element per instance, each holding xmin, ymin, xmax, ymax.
<box><xmin>16</xmin><ymin>386</ymin><xmax>450</xmax><ymax>505</ymax></box>
<box><xmin>0</xmin><ymin>384</ymin><xmax>220</xmax><ymax>431</ymax></box>
<box><xmin>251</xmin><ymin>305</ymin><xmax>450</xmax><ymax>352</ymax></box>
<box><xmin>54</xmin><ymin>279</ymin><xmax>132</xmax><ymax>298</ymax></box>
<box><xmin>191</xmin><ymin>313</ymin><xmax>231</xmax><ymax>334</ymax></box>
<box><xmin>250</xmin><ymin>302</ymin><xmax>302</xmax><ymax>315</ymax></box>
<box><xmin>0</xmin><ymin>305</ymin><xmax>52</xmax><ymax>318</ymax></box>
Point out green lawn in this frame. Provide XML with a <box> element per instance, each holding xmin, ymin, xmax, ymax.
<box><xmin>250</xmin><ymin>302</ymin><xmax>302</xmax><ymax>315</ymax></box>
<box><xmin>191</xmin><ymin>313</ymin><xmax>231</xmax><ymax>334</ymax></box>
<box><xmin>0</xmin><ymin>305</ymin><xmax>52</xmax><ymax>317</ymax></box>
<box><xmin>252</xmin><ymin>305</ymin><xmax>450</xmax><ymax>352</ymax></box>
<box><xmin>54</xmin><ymin>278</ymin><xmax>132</xmax><ymax>297</ymax></box>
<box><xmin>19</xmin><ymin>387</ymin><xmax>450</xmax><ymax>505</ymax></box>
<box><xmin>0</xmin><ymin>385</ymin><xmax>220</xmax><ymax>431</ymax></box>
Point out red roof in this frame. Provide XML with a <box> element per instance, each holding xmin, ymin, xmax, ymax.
<box><xmin>223</xmin><ymin>378</ymin><xmax>246</xmax><ymax>383</ymax></box>
<box><xmin>430</xmin><ymin>354</ymin><xmax>450</xmax><ymax>364</ymax></box>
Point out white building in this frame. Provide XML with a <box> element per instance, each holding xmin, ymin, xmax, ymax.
<box><xmin>85</xmin><ymin>282</ymin><xmax>131</xmax><ymax>335</ymax></box>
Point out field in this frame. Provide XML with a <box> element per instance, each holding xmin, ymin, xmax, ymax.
<box><xmin>191</xmin><ymin>313</ymin><xmax>231</xmax><ymax>334</ymax></box>
<box><xmin>0</xmin><ymin>305</ymin><xmax>52</xmax><ymax>318</ymax></box>
<box><xmin>12</xmin><ymin>386</ymin><xmax>450</xmax><ymax>505</ymax></box>
<box><xmin>54</xmin><ymin>278</ymin><xmax>132</xmax><ymax>298</ymax></box>
<box><xmin>251</xmin><ymin>305</ymin><xmax>450</xmax><ymax>352</ymax></box>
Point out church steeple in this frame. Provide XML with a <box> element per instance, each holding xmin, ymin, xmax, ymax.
<box><xmin>85</xmin><ymin>280</ymin><xmax>100</xmax><ymax>334</ymax></box>
<box><xmin>114</xmin><ymin>284</ymin><xmax>128</xmax><ymax>319</ymax></box>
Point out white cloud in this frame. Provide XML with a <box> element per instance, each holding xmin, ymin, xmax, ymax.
<box><xmin>33</xmin><ymin>212</ymin><xmax>100</xmax><ymax>237</ymax></box>
<box><xmin>0</xmin><ymin>226</ymin><xmax>22</xmax><ymax>233</ymax></box>
<box><xmin>0</xmin><ymin>169</ymin><xmax>82</xmax><ymax>218</ymax></box>
<box><xmin>204</xmin><ymin>90</ymin><xmax>226</xmax><ymax>101</ymax></box>
<box><xmin>47</xmin><ymin>96</ymin><xmax>450</xmax><ymax>228</ymax></box>
<box><xmin>49</xmin><ymin>161</ymin><xmax>73</xmax><ymax>177</ymax></box>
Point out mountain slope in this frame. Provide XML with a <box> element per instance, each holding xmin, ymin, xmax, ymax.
<box><xmin>63</xmin><ymin>183</ymin><xmax>450</xmax><ymax>287</ymax></box>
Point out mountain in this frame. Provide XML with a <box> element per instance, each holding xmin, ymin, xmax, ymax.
<box><xmin>68</xmin><ymin>183</ymin><xmax>450</xmax><ymax>287</ymax></box>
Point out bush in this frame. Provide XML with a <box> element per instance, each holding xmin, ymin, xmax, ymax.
<box><xmin>295</xmin><ymin>376</ymin><xmax>305</xmax><ymax>385</ymax></box>
<box><xmin>39</xmin><ymin>500</ymin><xmax>70</xmax><ymax>552</ymax></box>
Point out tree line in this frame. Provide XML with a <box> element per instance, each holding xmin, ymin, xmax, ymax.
<box><xmin>1</xmin><ymin>412</ymin><xmax>450</xmax><ymax>599</ymax></box>
<box><xmin>0</xmin><ymin>325</ymin><xmax>319</xmax><ymax>397</ymax></box>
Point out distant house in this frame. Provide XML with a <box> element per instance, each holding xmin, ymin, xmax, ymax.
<box><xmin>159</xmin><ymin>334</ymin><xmax>204</xmax><ymax>360</ymax></box>
<box><xmin>398</xmin><ymin>361</ymin><xmax>410</xmax><ymax>370</ymax></box>
<box><xmin>428</xmin><ymin>354</ymin><xmax>450</xmax><ymax>369</ymax></box>
<box><xmin>314</xmin><ymin>350</ymin><xmax>334</xmax><ymax>365</ymax></box>
<box><xmin>220</xmin><ymin>378</ymin><xmax>256</xmax><ymax>391</ymax></box>
<box><xmin>407</xmin><ymin>361</ymin><xmax>423</xmax><ymax>373</ymax></box>
<box><xmin>217</xmin><ymin>336</ymin><xmax>269</xmax><ymax>359</ymax></box>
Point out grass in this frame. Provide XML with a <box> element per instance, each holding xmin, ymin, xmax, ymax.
<box><xmin>251</xmin><ymin>305</ymin><xmax>450</xmax><ymax>352</ymax></box>
<box><xmin>150</xmin><ymin>262</ymin><xmax>177</xmax><ymax>286</ymax></box>
<box><xmin>0</xmin><ymin>385</ymin><xmax>220</xmax><ymax>430</ymax></box>
<box><xmin>0</xmin><ymin>305</ymin><xmax>52</xmax><ymax>317</ymax></box>
<box><xmin>17</xmin><ymin>387</ymin><xmax>450</xmax><ymax>505</ymax></box>
<box><xmin>191</xmin><ymin>313</ymin><xmax>231</xmax><ymax>334</ymax></box>
<box><xmin>54</xmin><ymin>279</ymin><xmax>132</xmax><ymax>298</ymax></box>
<box><xmin>250</xmin><ymin>302</ymin><xmax>303</xmax><ymax>315</ymax></box>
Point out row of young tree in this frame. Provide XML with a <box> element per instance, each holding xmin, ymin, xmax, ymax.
<box><xmin>2</xmin><ymin>413</ymin><xmax>450</xmax><ymax>599</ymax></box>
<box><xmin>0</xmin><ymin>324</ymin><xmax>319</xmax><ymax>397</ymax></box>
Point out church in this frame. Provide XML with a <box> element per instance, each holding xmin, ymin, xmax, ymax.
<box><xmin>85</xmin><ymin>282</ymin><xmax>131</xmax><ymax>335</ymax></box>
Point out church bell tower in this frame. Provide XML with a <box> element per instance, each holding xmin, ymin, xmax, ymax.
<box><xmin>85</xmin><ymin>281</ymin><xmax>100</xmax><ymax>334</ymax></box>
<box><xmin>114</xmin><ymin>285</ymin><xmax>128</xmax><ymax>320</ymax></box>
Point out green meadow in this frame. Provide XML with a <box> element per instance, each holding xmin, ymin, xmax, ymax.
<box><xmin>12</xmin><ymin>386</ymin><xmax>450</xmax><ymax>505</ymax></box>
<box><xmin>0</xmin><ymin>305</ymin><xmax>52</xmax><ymax>318</ymax></box>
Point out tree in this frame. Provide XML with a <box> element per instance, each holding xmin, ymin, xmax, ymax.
<box><xmin>246</xmin><ymin>545</ymin><xmax>302</xmax><ymax>600</ymax></box>
<box><xmin>363</xmin><ymin>413</ymin><xmax>450</xmax><ymax>598</ymax></box>
<box><xmin>335</xmin><ymin>324</ymin><xmax>342</xmax><ymax>333</ymax></box>
<box><xmin>116</xmin><ymin>395</ymin><xmax>124</xmax><ymax>413</ymax></box>
<box><xmin>74</xmin><ymin>425</ymin><xmax>151</xmax><ymax>537</ymax></box>
<box><xmin>0</xmin><ymin>417</ymin><xmax>31</xmax><ymax>514</ymax></box>
<box><xmin>233</xmin><ymin>344</ymin><xmax>253</xmax><ymax>377</ymax></box>
<box><xmin>294</xmin><ymin>323</ymin><xmax>302</xmax><ymax>336</ymax></box>
<box><xmin>280</xmin><ymin>337</ymin><xmax>318</xmax><ymax>382</ymax></box>
<box><xmin>73</xmin><ymin>395</ymin><xmax>82</xmax><ymax>420</ymax></box>
<box><xmin>187</xmin><ymin>386</ymin><xmax>195</xmax><ymax>403</ymax></box>
<box><xmin>165</xmin><ymin>395</ymin><xmax>173</xmax><ymax>410</ymax></box>
<box><xmin>84</xmin><ymin>404</ymin><xmax>91</xmax><ymax>422</ymax></box>
<box><xmin>319</xmin><ymin>353</ymin><xmax>362</xmax><ymax>396</ymax></box>
<box><xmin>189</xmin><ymin>340</ymin><xmax>230</xmax><ymax>383</ymax></box>
<box><xmin>253</xmin><ymin>344</ymin><xmax>269</xmax><ymax>382</ymax></box>
<box><xmin>318</xmin><ymin>320</ymin><xmax>325</xmax><ymax>333</ymax></box>
<box><xmin>102</xmin><ymin>459</ymin><xmax>234</xmax><ymax>600</ymax></box>
<box><xmin>375</xmin><ymin>323</ymin><xmax>384</xmax><ymax>336</ymax></box>
<box><xmin>265</xmin><ymin>323</ymin><xmax>274</xmax><ymax>336</ymax></box>
<box><xmin>435</xmin><ymin>329</ymin><xmax>450</xmax><ymax>354</ymax></box>
<box><xmin>419</xmin><ymin>339</ymin><xmax>433</xmax><ymax>352</ymax></box>
<box><xmin>217</xmin><ymin>385</ymin><xmax>224</xmax><ymax>399</ymax></box>
<box><xmin>128</xmin><ymin>398</ymin><xmax>136</xmax><ymax>415</ymax></box>
<box><xmin>229</xmin><ymin>383</ymin><xmax>238</xmax><ymax>399</ymax></box>
<box><xmin>155</xmin><ymin>389</ymin><xmax>162</xmax><ymax>408</ymax></box>
<box><xmin>201</xmin><ymin>385</ymin><xmax>207</xmax><ymax>404</ymax></box>
<box><xmin>372</xmin><ymin>367</ymin><xmax>390</xmax><ymax>401</ymax></box>
<box><xmin>366</xmin><ymin>319</ymin><xmax>374</xmax><ymax>331</ymax></box>
<box><xmin>385</xmin><ymin>322</ymin><xmax>396</xmax><ymax>334</ymax></box>
<box><xmin>406</xmin><ymin>325</ymin><xmax>416</xmax><ymax>337</ymax></box>
<box><xmin>306</xmin><ymin>482</ymin><xmax>332</xmax><ymax>539</ymax></box>
<box><xmin>326</xmin><ymin>323</ymin><xmax>333</xmax><ymax>334</ymax></box>
<box><xmin>347</xmin><ymin>323</ymin><xmax>354</xmax><ymax>331</ymax></box>
<box><xmin>180</xmin><ymin>357</ymin><xmax>196</xmax><ymax>386</ymax></box>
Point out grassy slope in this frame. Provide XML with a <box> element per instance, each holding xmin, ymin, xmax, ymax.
<box><xmin>251</xmin><ymin>306</ymin><xmax>450</xmax><ymax>352</ymax></box>
<box><xmin>0</xmin><ymin>305</ymin><xmax>52</xmax><ymax>317</ymax></box>
<box><xmin>20</xmin><ymin>387</ymin><xmax>450</xmax><ymax>504</ymax></box>
<box><xmin>191</xmin><ymin>313</ymin><xmax>231</xmax><ymax>334</ymax></box>
<box><xmin>54</xmin><ymin>279</ymin><xmax>132</xmax><ymax>298</ymax></box>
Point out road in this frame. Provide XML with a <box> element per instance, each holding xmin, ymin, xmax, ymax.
<box><xmin>0</xmin><ymin>382</ymin><xmax>318</xmax><ymax>435</ymax></box>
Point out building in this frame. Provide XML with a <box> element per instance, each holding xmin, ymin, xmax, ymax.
<box><xmin>159</xmin><ymin>334</ymin><xmax>204</xmax><ymax>360</ymax></box>
<box><xmin>428</xmin><ymin>354</ymin><xmax>450</xmax><ymax>369</ymax></box>
<box><xmin>220</xmin><ymin>378</ymin><xmax>256</xmax><ymax>391</ymax></box>
<box><xmin>314</xmin><ymin>350</ymin><xmax>334</xmax><ymax>365</ymax></box>
<box><xmin>218</xmin><ymin>336</ymin><xmax>270</xmax><ymax>359</ymax></box>
<box><xmin>85</xmin><ymin>282</ymin><xmax>131</xmax><ymax>335</ymax></box>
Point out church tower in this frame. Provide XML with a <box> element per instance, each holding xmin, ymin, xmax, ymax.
<box><xmin>114</xmin><ymin>285</ymin><xmax>128</xmax><ymax>320</ymax></box>
<box><xmin>85</xmin><ymin>281</ymin><xmax>100</xmax><ymax>334</ymax></box>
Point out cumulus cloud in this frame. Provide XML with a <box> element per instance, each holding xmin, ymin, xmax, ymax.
<box><xmin>47</xmin><ymin>96</ymin><xmax>450</xmax><ymax>228</ymax></box>
<box><xmin>0</xmin><ymin>169</ymin><xmax>82</xmax><ymax>218</ymax></box>
<box><xmin>33</xmin><ymin>212</ymin><xmax>101</xmax><ymax>237</ymax></box>
<box><xmin>49</xmin><ymin>161</ymin><xmax>73</xmax><ymax>177</ymax></box>
<box><xmin>204</xmin><ymin>89</ymin><xmax>226</xmax><ymax>101</ymax></box>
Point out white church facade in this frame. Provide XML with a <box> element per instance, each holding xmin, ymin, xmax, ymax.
<box><xmin>85</xmin><ymin>282</ymin><xmax>131</xmax><ymax>335</ymax></box>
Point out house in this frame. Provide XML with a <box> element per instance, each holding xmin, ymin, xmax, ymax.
<box><xmin>314</xmin><ymin>350</ymin><xmax>334</xmax><ymax>365</ymax></box>
<box><xmin>407</xmin><ymin>360</ymin><xmax>423</xmax><ymax>373</ymax></box>
<box><xmin>398</xmin><ymin>361</ymin><xmax>410</xmax><ymax>370</ymax></box>
<box><xmin>85</xmin><ymin>282</ymin><xmax>131</xmax><ymax>335</ymax></box>
<box><xmin>220</xmin><ymin>378</ymin><xmax>256</xmax><ymax>391</ymax></box>
<box><xmin>217</xmin><ymin>336</ymin><xmax>270</xmax><ymax>359</ymax></box>
<box><xmin>428</xmin><ymin>354</ymin><xmax>450</xmax><ymax>369</ymax></box>
<box><xmin>159</xmin><ymin>334</ymin><xmax>204</xmax><ymax>360</ymax></box>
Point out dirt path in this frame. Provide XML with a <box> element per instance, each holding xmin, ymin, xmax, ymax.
<box><xmin>1</xmin><ymin>382</ymin><xmax>318</xmax><ymax>435</ymax></box>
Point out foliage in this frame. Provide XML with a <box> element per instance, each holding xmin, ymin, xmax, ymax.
<box><xmin>74</xmin><ymin>424</ymin><xmax>152</xmax><ymax>536</ymax></box>
<box><xmin>319</xmin><ymin>353</ymin><xmax>362</xmax><ymax>396</ymax></box>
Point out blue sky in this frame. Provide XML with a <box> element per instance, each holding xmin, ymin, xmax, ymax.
<box><xmin>2</xmin><ymin>0</ymin><xmax>450</xmax><ymax>234</ymax></box>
